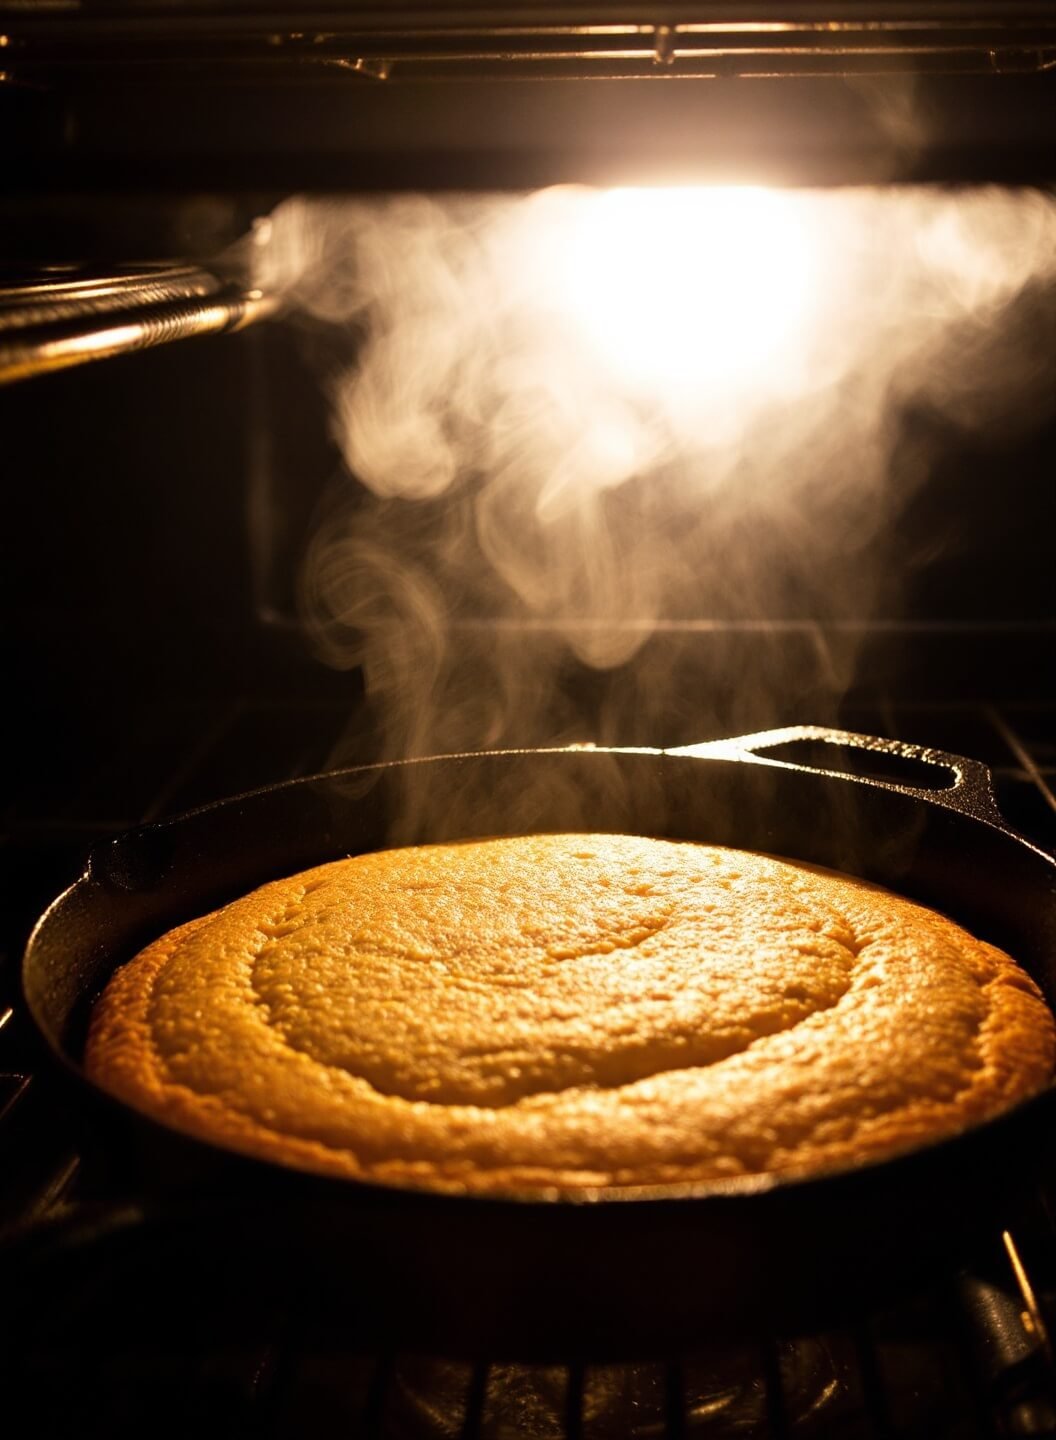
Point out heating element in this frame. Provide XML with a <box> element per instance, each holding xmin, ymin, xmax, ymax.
<box><xmin>5</xmin><ymin>1</ymin><xmax>1056</xmax><ymax>80</ymax></box>
<box><xmin>5</xmin><ymin>4</ymin><xmax>1056</xmax><ymax>191</ymax></box>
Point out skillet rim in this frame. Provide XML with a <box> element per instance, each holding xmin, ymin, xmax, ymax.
<box><xmin>20</xmin><ymin>730</ymin><xmax>1056</xmax><ymax>1211</ymax></box>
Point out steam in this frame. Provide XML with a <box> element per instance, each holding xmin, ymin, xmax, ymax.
<box><xmin>260</xmin><ymin>185</ymin><xmax>1056</xmax><ymax>828</ymax></box>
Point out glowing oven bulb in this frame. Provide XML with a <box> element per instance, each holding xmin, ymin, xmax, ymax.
<box><xmin>557</xmin><ymin>187</ymin><xmax>814</xmax><ymax>398</ymax></box>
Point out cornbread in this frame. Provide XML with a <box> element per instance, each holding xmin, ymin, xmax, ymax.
<box><xmin>85</xmin><ymin>835</ymin><xmax>1055</xmax><ymax>1194</ymax></box>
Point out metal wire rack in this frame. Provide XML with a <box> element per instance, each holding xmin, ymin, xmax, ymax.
<box><xmin>0</xmin><ymin>266</ymin><xmax>276</xmax><ymax>385</ymax></box>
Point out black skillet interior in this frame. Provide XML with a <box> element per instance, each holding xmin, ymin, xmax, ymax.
<box><xmin>18</xmin><ymin>731</ymin><xmax>1056</xmax><ymax>1354</ymax></box>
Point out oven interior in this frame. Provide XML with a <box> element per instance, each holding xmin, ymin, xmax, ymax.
<box><xmin>2</xmin><ymin>3</ymin><xmax>1055</xmax><ymax>1434</ymax></box>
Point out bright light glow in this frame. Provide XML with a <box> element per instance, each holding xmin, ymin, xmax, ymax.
<box><xmin>556</xmin><ymin>187</ymin><xmax>815</xmax><ymax>397</ymax></box>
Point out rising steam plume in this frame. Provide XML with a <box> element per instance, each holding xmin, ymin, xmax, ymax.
<box><xmin>257</xmin><ymin>186</ymin><xmax>1056</xmax><ymax>828</ymax></box>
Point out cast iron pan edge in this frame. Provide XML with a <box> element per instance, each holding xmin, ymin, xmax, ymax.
<box><xmin>13</xmin><ymin>728</ymin><xmax>1056</xmax><ymax>1355</ymax></box>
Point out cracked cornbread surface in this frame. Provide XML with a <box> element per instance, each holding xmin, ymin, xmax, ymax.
<box><xmin>85</xmin><ymin>835</ymin><xmax>1055</xmax><ymax>1193</ymax></box>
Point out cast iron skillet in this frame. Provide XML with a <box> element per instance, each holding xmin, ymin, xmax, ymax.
<box><xmin>15</xmin><ymin>728</ymin><xmax>1056</xmax><ymax>1356</ymax></box>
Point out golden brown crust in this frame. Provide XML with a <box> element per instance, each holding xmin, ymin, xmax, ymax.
<box><xmin>85</xmin><ymin>836</ymin><xmax>1056</xmax><ymax>1194</ymax></box>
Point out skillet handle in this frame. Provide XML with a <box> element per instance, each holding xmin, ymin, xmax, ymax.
<box><xmin>669</xmin><ymin>726</ymin><xmax>1008</xmax><ymax>827</ymax></box>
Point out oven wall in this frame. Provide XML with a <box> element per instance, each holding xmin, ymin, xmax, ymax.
<box><xmin>3</xmin><ymin>326</ymin><xmax>334</xmax><ymax>709</ymax></box>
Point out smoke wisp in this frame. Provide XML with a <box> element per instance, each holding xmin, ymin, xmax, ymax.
<box><xmin>260</xmin><ymin>185</ymin><xmax>1056</xmax><ymax>833</ymax></box>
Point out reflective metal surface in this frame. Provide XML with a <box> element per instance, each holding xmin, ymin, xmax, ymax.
<box><xmin>0</xmin><ymin>267</ymin><xmax>276</xmax><ymax>383</ymax></box>
<box><xmin>2</xmin><ymin>3</ymin><xmax>1055</xmax><ymax>79</ymax></box>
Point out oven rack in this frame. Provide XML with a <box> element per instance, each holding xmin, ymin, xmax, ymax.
<box><xmin>0</xmin><ymin>266</ymin><xmax>276</xmax><ymax>386</ymax></box>
<box><xmin>2</xmin><ymin>1152</ymin><xmax>1055</xmax><ymax>1437</ymax></box>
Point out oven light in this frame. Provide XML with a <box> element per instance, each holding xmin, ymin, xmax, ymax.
<box><xmin>556</xmin><ymin>187</ymin><xmax>814</xmax><ymax>397</ymax></box>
